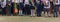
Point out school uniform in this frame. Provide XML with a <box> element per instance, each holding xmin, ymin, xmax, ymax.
<box><xmin>11</xmin><ymin>0</ymin><xmax>14</xmax><ymax>14</ymax></box>
<box><xmin>43</xmin><ymin>0</ymin><xmax>50</xmax><ymax>12</ymax></box>
<box><xmin>29</xmin><ymin>0</ymin><xmax>35</xmax><ymax>16</ymax></box>
<box><xmin>1</xmin><ymin>0</ymin><xmax>6</xmax><ymax>15</ymax></box>
<box><xmin>37</xmin><ymin>0</ymin><xmax>43</xmax><ymax>17</ymax></box>
<box><xmin>34</xmin><ymin>0</ymin><xmax>37</xmax><ymax>6</ymax></box>
<box><xmin>24</xmin><ymin>0</ymin><xmax>31</xmax><ymax>15</ymax></box>
<box><xmin>53</xmin><ymin>0</ymin><xmax>60</xmax><ymax>17</ymax></box>
<box><xmin>0</xmin><ymin>1</ymin><xmax>2</xmax><ymax>15</ymax></box>
<box><xmin>59</xmin><ymin>0</ymin><xmax>60</xmax><ymax>14</ymax></box>
<box><xmin>29</xmin><ymin>0</ymin><xmax>32</xmax><ymax>6</ymax></box>
<box><xmin>18</xmin><ymin>0</ymin><xmax>24</xmax><ymax>16</ymax></box>
<box><xmin>19</xmin><ymin>0</ymin><xmax>24</xmax><ymax>8</ymax></box>
<box><xmin>43</xmin><ymin>0</ymin><xmax>51</xmax><ymax>17</ymax></box>
<box><xmin>13</xmin><ymin>0</ymin><xmax>19</xmax><ymax>16</ymax></box>
<box><xmin>30</xmin><ymin>6</ymin><xmax>35</xmax><ymax>16</ymax></box>
<box><xmin>50</xmin><ymin>1</ymin><xmax>54</xmax><ymax>13</ymax></box>
<box><xmin>58</xmin><ymin>0</ymin><xmax>60</xmax><ymax>15</ymax></box>
<box><xmin>6</xmin><ymin>0</ymin><xmax>12</xmax><ymax>16</ymax></box>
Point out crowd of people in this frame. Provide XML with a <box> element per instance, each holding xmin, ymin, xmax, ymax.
<box><xmin>0</xmin><ymin>0</ymin><xmax>60</xmax><ymax>17</ymax></box>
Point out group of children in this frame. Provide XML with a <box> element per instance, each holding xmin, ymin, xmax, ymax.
<box><xmin>0</xmin><ymin>0</ymin><xmax>60</xmax><ymax>17</ymax></box>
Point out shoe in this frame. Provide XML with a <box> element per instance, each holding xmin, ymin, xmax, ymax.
<box><xmin>48</xmin><ymin>16</ymin><xmax>51</xmax><ymax>17</ymax></box>
<box><xmin>53</xmin><ymin>16</ymin><xmax>58</xmax><ymax>17</ymax></box>
<box><xmin>37</xmin><ymin>16</ymin><xmax>41</xmax><ymax>17</ymax></box>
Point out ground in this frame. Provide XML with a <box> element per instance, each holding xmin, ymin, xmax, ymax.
<box><xmin>0</xmin><ymin>16</ymin><xmax>60</xmax><ymax>22</ymax></box>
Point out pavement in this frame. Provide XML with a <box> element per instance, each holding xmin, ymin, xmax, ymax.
<box><xmin>0</xmin><ymin>16</ymin><xmax>60</xmax><ymax>22</ymax></box>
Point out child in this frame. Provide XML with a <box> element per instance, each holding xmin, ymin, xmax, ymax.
<box><xmin>53</xmin><ymin>0</ymin><xmax>60</xmax><ymax>17</ymax></box>
<box><xmin>43</xmin><ymin>0</ymin><xmax>51</xmax><ymax>17</ymax></box>
<box><xmin>36</xmin><ymin>0</ymin><xmax>43</xmax><ymax>17</ymax></box>
<box><xmin>30</xmin><ymin>6</ymin><xmax>35</xmax><ymax>16</ymax></box>
<box><xmin>1</xmin><ymin>0</ymin><xmax>6</xmax><ymax>16</ymax></box>
<box><xmin>6</xmin><ymin>0</ymin><xmax>12</xmax><ymax>16</ymax></box>
<box><xmin>24</xmin><ymin>0</ymin><xmax>30</xmax><ymax>15</ymax></box>
<box><xmin>30</xmin><ymin>0</ymin><xmax>35</xmax><ymax>16</ymax></box>
<box><xmin>18</xmin><ymin>0</ymin><xmax>24</xmax><ymax>16</ymax></box>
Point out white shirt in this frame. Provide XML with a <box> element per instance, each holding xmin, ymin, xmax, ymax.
<box><xmin>20</xmin><ymin>0</ymin><xmax>23</xmax><ymax>3</ymax></box>
<box><xmin>12</xmin><ymin>0</ymin><xmax>14</xmax><ymax>2</ymax></box>
<box><xmin>44</xmin><ymin>0</ymin><xmax>50</xmax><ymax>8</ymax></box>
<box><xmin>16</xmin><ymin>0</ymin><xmax>19</xmax><ymax>3</ymax></box>
<box><xmin>24</xmin><ymin>0</ymin><xmax>29</xmax><ymax>4</ymax></box>
<box><xmin>1</xmin><ymin>0</ymin><xmax>6</xmax><ymax>8</ymax></box>
<box><xmin>37</xmin><ymin>1</ymin><xmax>40</xmax><ymax>4</ymax></box>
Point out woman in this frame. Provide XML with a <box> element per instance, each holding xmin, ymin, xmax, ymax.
<box><xmin>43</xmin><ymin>0</ymin><xmax>51</xmax><ymax>17</ymax></box>
<box><xmin>1</xmin><ymin>0</ymin><xmax>6</xmax><ymax>16</ymax></box>
<box><xmin>24</xmin><ymin>0</ymin><xmax>31</xmax><ymax>15</ymax></box>
<box><xmin>18</xmin><ymin>0</ymin><xmax>24</xmax><ymax>16</ymax></box>
<box><xmin>28</xmin><ymin>0</ymin><xmax>35</xmax><ymax>16</ymax></box>
<box><xmin>53</xmin><ymin>0</ymin><xmax>60</xmax><ymax>17</ymax></box>
<box><xmin>36</xmin><ymin>0</ymin><xmax>43</xmax><ymax>17</ymax></box>
<box><xmin>6</xmin><ymin>1</ymin><xmax>12</xmax><ymax>16</ymax></box>
<box><xmin>0</xmin><ymin>1</ymin><xmax>2</xmax><ymax>15</ymax></box>
<box><xmin>50</xmin><ymin>0</ymin><xmax>54</xmax><ymax>17</ymax></box>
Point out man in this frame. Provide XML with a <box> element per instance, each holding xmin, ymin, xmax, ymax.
<box><xmin>18</xmin><ymin>0</ymin><xmax>24</xmax><ymax>16</ymax></box>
